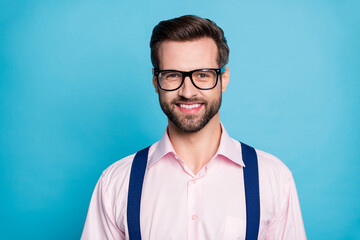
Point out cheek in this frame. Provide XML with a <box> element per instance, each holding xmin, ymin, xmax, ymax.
<box><xmin>207</xmin><ymin>89</ymin><xmax>221</xmax><ymax>102</ymax></box>
<box><xmin>159</xmin><ymin>91</ymin><xmax>175</xmax><ymax>104</ymax></box>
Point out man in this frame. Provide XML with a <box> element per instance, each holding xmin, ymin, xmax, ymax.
<box><xmin>81</xmin><ymin>15</ymin><xmax>306</xmax><ymax>239</ymax></box>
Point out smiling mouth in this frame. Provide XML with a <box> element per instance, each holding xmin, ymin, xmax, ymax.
<box><xmin>175</xmin><ymin>102</ymin><xmax>204</xmax><ymax>114</ymax></box>
<box><xmin>178</xmin><ymin>103</ymin><xmax>202</xmax><ymax>109</ymax></box>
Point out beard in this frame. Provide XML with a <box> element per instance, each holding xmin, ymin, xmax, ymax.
<box><xmin>159</xmin><ymin>92</ymin><xmax>222</xmax><ymax>133</ymax></box>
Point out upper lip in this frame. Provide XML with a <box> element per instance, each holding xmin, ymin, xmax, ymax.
<box><xmin>176</xmin><ymin>102</ymin><xmax>202</xmax><ymax>105</ymax></box>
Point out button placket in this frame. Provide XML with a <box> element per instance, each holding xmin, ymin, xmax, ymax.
<box><xmin>187</xmin><ymin>179</ymin><xmax>202</xmax><ymax>240</ymax></box>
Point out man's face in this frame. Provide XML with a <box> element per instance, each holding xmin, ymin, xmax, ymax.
<box><xmin>153</xmin><ymin>37</ymin><xmax>229</xmax><ymax>133</ymax></box>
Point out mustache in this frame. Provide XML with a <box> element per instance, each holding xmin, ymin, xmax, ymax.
<box><xmin>171</xmin><ymin>96</ymin><xmax>206</xmax><ymax>104</ymax></box>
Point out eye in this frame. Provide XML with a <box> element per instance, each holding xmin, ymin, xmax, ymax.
<box><xmin>160</xmin><ymin>71</ymin><xmax>182</xmax><ymax>80</ymax></box>
<box><xmin>197</xmin><ymin>73</ymin><xmax>208</xmax><ymax>78</ymax></box>
<box><xmin>167</xmin><ymin>73</ymin><xmax>181</xmax><ymax>79</ymax></box>
<box><xmin>194</xmin><ymin>70</ymin><xmax>215</xmax><ymax>79</ymax></box>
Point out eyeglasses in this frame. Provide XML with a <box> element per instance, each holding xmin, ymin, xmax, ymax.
<box><xmin>153</xmin><ymin>66</ymin><xmax>225</xmax><ymax>91</ymax></box>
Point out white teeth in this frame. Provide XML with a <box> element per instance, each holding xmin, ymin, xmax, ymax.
<box><xmin>179</xmin><ymin>103</ymin><xmax>201</xmax><ymax>109</ymax></box>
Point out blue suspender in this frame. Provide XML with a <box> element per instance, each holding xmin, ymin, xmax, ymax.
<box><xmin>241</xmin><ymin>142</ymin><xmax>261</xmax><ymax>240</ymax></box>
<box><xmin>127</xmin><ymin>142</ymin><xmax>260</xmax><ymax>240</ymax></box>
<box><xmin>127</xmin><ymin>146</ymin><xmax>150</xmax><ymax>240</ymax></box>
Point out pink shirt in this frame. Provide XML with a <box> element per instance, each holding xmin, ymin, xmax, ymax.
<box><xmin>81</xmin><ymin>125</ymin><xmax>306</xmax><ymax>240</ymax></box>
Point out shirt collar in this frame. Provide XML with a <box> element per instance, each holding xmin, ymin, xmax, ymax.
<box><xmin>147</xmin><ymin>128</ymin><xmax>177</xmax><ymax>168</ymax></box>
<box><xmin>216</xmin><ymin>123</ymin><xmax>245</xmax><ymax>167</ymax></box>
<box><xmin>147</xmin><ymin>122</ymin><xmax>244</xmax><ymax>169</ymax></box>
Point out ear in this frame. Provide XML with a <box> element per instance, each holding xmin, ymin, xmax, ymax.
<box><xmin>221</xmin><ymin>66</ymin><xmax>230</xmax><ymax>93</ymax></box>
<box><xmin>152</xmin><ymin>70</ymin><xmax>159</xmax><ymax>94</ymax></box>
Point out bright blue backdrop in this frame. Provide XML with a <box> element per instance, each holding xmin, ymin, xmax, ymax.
<box><xmin>1</xmin><ymin>0</ymin><xmax>359</xmax><ymax>239</ymax></box>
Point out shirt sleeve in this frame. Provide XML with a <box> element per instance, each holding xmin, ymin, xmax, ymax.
<box><xmin>265</xmin><ymin>174</ymin><xmax>307</xmax><ymax>240</ymax></box>
<box><xmin>81</xmin><ymin>174</ymin><xmax>125</xmax><ymax>240</ymax></box>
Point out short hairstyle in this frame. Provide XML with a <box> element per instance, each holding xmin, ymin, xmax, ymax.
<box><xmin>150</xmin><ymin>15</ymin><xmax>229</xmax><ymax>69</ymax></box>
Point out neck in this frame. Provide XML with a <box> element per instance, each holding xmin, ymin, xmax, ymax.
<box><xmin>167</xmin><ymin>114</ymin><xmax>222</xmax><ymax>175</ymax></box>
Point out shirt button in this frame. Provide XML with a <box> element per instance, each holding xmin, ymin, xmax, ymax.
<box><xmin>191</xmin><ymin>214</ymin><xmax>198</xmax><ymax>220</ymax></box>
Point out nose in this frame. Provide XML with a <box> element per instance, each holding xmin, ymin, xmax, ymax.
<box><xmin>178</xmin><ymin>76</ymin><xmax>197</xmax><ymax>99</ymax></box>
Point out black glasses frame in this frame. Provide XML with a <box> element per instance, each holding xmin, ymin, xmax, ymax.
<box><xmin>153</xmin><ymin>67</ymin><xmax>225</xmax><ymax>91</ymax></box>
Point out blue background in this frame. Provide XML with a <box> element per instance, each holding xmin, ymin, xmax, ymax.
<box><xmin>1</xmin><ymin>0</ymin><xmax>359</xmax><ymax>239</ymax></box>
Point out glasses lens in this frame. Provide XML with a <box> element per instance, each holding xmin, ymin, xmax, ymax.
<box><xmin>192</xmin><ymin>69</ymin><xmax>217</xmax><ymax>89</ymax></box>
<box><xmin>158</xmin><ymin>71</ymin><xmax>183</xmax><ymax>90</ymax></box>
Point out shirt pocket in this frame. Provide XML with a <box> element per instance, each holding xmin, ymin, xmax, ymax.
<box><xmin>222</xmin><ymin>216</ymin><xmax>246</xmax><ymax>240</ymax></box>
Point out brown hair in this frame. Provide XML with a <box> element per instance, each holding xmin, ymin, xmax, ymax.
<box><xmin>150</xmin><ymin>15</ymin><xmax>229</xmax><ymax>69</ymax></box>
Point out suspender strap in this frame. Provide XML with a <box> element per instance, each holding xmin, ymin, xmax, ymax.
<box><xmin>127</xmin><ymin>146</ymin><xmax>150</xmax><ymax>240</ymax></box>
<box><xmin>241</xmin><ymin>142</ymin><xmax>261</xmax><ymax>240</ymax></box>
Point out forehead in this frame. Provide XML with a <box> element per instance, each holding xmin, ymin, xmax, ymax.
<box><xmin>158</xmin><ymin>37</ymin><xmax>218</xmax><ymax>70</ymax></box>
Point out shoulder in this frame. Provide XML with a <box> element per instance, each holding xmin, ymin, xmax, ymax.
<box><xmin>98</xmin><ymin>143</ymin><xmax>158</xmax><ymax>196</ymax></box>
<box><xmin>255</xmin><ymin>148</ymin><xmax>293</xmax><ymax>181</ymax></box>
<box><xmin>96</xmin><ymin>152</ymin><xmax>138</xmax><ymax>214</ymax></box>
<box><xmin>99</xmin><ymin>153</ymin><xmax>136</xmax><ymax>193</ymax></box>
